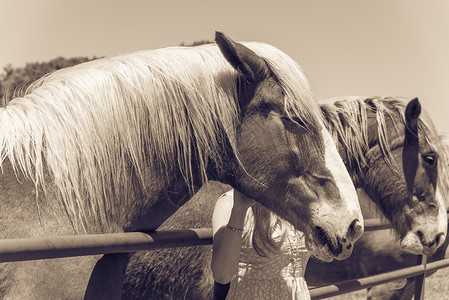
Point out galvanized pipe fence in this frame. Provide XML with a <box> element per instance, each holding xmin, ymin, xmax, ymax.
<box><xmin>0</xmin><ymin>218</ymin><xmax>447</xmax><ymax>299</ymax></box>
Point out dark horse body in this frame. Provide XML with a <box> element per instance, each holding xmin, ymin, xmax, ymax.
<box><xmin>0</xmin><ymin>33</ymin><xmax>362</xmax><ymax>299</ymax></box>
<box><xmin>122</xmin><ymin>96</ymin><xmax>447</xmax><ymax>299</ymax></box>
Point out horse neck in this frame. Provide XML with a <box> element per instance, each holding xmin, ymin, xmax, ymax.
<box><xmin>330</xmin><ymin>103</ymin><xmax>404</xmax><ymax>188</ymax></box>
<box><xmin>357</xmin><ymin>188</ymin><xmax>386</xmax><ymax>220</ymax></box>
<box><xmin>128</xmin><ymin>143</ymin><xmax>239</xmax><ymax>232</ymax></box>
<box><xmin>133</xmin><ymin>118</ymin><xmax>241</xmax><ymax>231</ymax></box>
<box><xmin>124</xmin><ymin>169</ymin><xmax>205</xmax><ymax>232</ymax></box>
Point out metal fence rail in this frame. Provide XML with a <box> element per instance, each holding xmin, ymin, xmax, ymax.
<box><xmin>0</xmin><ymin>219</ymin><xmax>448</xmax><ymax>299</ymax></box>
<box><xmin>0</xmin><ymin>219</ymin><xmax>390</xmax><ymax>263</ymax></box>
<box><xmin>0</xmin><ymin>228</ymin><xmax>212</xmax><ymax>262</ymax></box>
<box><xmin>309</xmin><ymin>258</ymin><xmax>449</xmax><ymax>299</ymax></box>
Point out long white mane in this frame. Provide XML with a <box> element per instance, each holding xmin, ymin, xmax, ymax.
<box><xmin>0</xmin><ymin>41</ymin><xmax>316</xmax><ymax>231</ymax></box>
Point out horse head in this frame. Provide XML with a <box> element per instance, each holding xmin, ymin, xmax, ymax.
<box><xmin>214</xmin><ymin>32</ymin><xmax>363</xmax><ymax>261</ymax></box>
<box><xmin>344</xmin><ymin>97</ymin><xmax>447</xmax><ymax>256</ymax></box>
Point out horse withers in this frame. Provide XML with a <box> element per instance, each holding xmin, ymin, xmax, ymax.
<box><xmin>0</xmin><ymin>32</ymin><xmax>361</xmax><ymax>299</ymax></box>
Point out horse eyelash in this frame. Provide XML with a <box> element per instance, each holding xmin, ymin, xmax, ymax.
<box><xmin>282</xmin><ymin>116</ymin><xmax>307</xmax><ymax>128</ymax></box>
<box><xmin>423</xmin><ymin>152</ymin><xmax>437</xmax><ymax>165</ymax></box>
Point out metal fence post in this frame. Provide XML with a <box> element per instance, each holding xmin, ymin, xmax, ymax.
<box><xmin>414</xmin><ymin>254</ymin><xmax>428</xmax><ymax>300</ymax></box>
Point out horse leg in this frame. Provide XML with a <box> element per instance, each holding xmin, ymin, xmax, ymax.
<box><xmin>367</xmin><ymin>278</ymin><xmax>414</xmax><ymax>300</ymax></box>
<box><xmin>84</xmin><ymin>252</ymin><xmax>133</xmax><ymax>300</ymax></box>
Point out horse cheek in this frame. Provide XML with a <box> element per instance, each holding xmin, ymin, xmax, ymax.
<box><xmin>234</xmin><ymin>115</ymin><xmax>289</xmax><ymax>198</ymax></box>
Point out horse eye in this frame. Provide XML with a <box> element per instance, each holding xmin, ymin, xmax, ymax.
<box><xmin>422</xmin><ymin>153</ymin><xmax>437</xmax><ymax>166</ymax></box>
<box><xmin>282</xmin><ymin>116</ymin><xmax>306</xmax><ymax>128</ymax></box>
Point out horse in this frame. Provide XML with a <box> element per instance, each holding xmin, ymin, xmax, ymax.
<box><xmin>0</xmin><ymin>32</ymin><xmax>362</xmax><ymax>299</ymax></box>
<box><xmin>121</xmin><ymin>96</ymin><xmax>447</xmax><ymax>299</ymax></box>
<box><xmin>304</xmin><ymin>128</ymin><xmax>449</xmax><ymax>300</ymax></box>
<box><xmin>318</xmin><ymin>96</ymin><xmax>447</xmax><ymax>255</ymax></box>
<box><xmin>310</xmin><ymin>132</ymin><xmax>448</xmax><ymax>300</ymax></box>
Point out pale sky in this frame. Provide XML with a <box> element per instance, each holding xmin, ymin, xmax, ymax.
<box><xmin>1</xmin><ymin>0</ymin><xmax>448</xmax><ymax>133</ymax></box>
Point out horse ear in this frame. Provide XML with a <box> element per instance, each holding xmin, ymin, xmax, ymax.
<box><xmin>405</xmin><ymin>97</ymin><xmax>421</xmax><ymax>133</ymax></box>
<box><xmin>403</xmin><ymin>97</ymin><xmax>421</xmax><ymax>193</ymax></box>
<box><xmin>215</xmin><ymin>31</ymin><xmax>269</xmax><ymax>83</ymax></box>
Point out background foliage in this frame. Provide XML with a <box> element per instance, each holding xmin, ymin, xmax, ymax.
<box><xmin>0</xmin><ymin>56</ymin><xmax>99</xmax><ymax>102</ymax></box>
<box><xmin>0</xmin><ymin>40</ymin><xmax>211</xmax><ymax>103</ymax></box>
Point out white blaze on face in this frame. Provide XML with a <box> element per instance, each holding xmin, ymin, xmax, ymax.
<box><xmin>435</xmin><ymin>186</ymin><xmax>448</xmax><ymax>244</ymax></box>
<box><xmin>321</xmin><ymin>127</ymin><xmax>362</xmax><ymax>222</ymax></box>
<box><xmin>305</xmin><ymin>127</ymin><xmax>364</xmax><ymax>261</ymax></box>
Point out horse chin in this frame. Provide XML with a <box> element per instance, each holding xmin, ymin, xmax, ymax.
<box><xmin>305</xmin><ymin>236</ymin><xmax>334</xmax><ymax>262</ymax></box>
<box><xmin>307</xmin><ymin>243</ymin><xmax>355</xmax><ymax>262</ymax></box>
<box><xmin>302</xmin><ymin>219</ymin><xmax>360</xmax><ymax>262</ymax></box>
<box><xmin>399</xmin><ymin>231</ymin><xmax>425</xmax><ymax>255</ymax></box>
<box><xmin>311</xmin><ymin>250</ymin><xmax>335</xmax><ymax>262</ymax></box>
<box><xmin>305</xmin><ymin>231</ymin><xmax>353</xmax><ymax>262</ymax></box>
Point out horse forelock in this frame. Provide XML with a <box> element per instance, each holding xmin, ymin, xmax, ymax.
<box><xmin>0</xmin><ymin>44</ymin><xmax>246</xmax><ymax>231</ymax></box>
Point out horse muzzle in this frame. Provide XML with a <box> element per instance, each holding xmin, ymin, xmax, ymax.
<box><xmin>307</xmin><ymin>218</ymin><xmax>364</xmax><ymax>261</ymax></box>
<box><xmin>400</xmin><ymin>230</ymin><xmax>446</xmax><ymax>255</ymax></box>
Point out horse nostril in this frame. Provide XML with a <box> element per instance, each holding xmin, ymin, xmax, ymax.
<box><xmin>435</xmin><ymin>234</ymin><xmax>441</xmax><ymax>245</ymax></box>
<box><xmin>435</xmin><ymin>233</ymin><xmax>445</xmax><ymax>246</ymax></box>
<box><xmin>347</xmin><ymin>219</ymin><xmax>363</xmax><ymax>239</ymax></box>
<box><xmin>416</xmin><ymin>230</ymin><xmax>424</xmax><ymax>241</ymax></box>
<box><xmin>314</xmin><ymin>226</ymin><xmax>328</xmax><ymax>246</ymax></box>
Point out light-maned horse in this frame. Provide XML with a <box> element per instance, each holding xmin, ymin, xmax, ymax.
<box><xmin>121</xmin><ymin>96</ymin><xmax>447</xmax><ymax>299</ymax></box>
<box><xmin>0</xmin><ymin>32</ymin><xmax>362</xmax><ymax>299</ymax></box>
<box><xmin>308</xmin><ymin>133</ymin><xmax>449</xmax><ymax>300</ymax></box>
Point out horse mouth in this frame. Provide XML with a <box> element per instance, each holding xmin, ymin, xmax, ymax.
<box><xmin>305</xmin><ymin>237</ymin><xmax>335</xmax><ymax>262</ymax></box>
<box><xmin>399</xmin><ymin>195</ymin><xmax>447</xmax><ymax>255</ymax></box>
<box><xmin>305</xmin><ymin>226</ymin><xmax>354</xmax><ymax>262</ymax></box>
<box><xmin>400</xmin><ymin>231</ymin><xmax>445</xmax><ymax>255</ymax></box>
<box><xmin>400</xmin><ymin>233</ymin><xmax>425</xmax><ymax>255</ymax></box>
